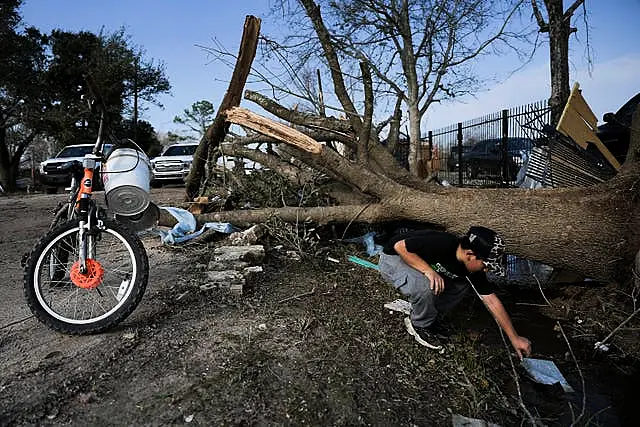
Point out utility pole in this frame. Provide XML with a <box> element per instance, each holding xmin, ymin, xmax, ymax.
<box><xmin>133</xmin><ymin>56</ymin><xmax>139</xmax><ymax>142</ymax></box>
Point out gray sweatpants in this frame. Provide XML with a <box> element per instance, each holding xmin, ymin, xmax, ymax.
<box><xmin>378</xmin><ymin>253</ymin><xmax>469</xmax><ymax>328</ymax></box>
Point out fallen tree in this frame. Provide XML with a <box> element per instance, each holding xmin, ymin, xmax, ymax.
<box><xmin>173</xmin><ymin>11</ymin><xmax>639</xmax><ymax>284</ymax></box>
<box><xmin>171</xmin><ymin>103</ymin><xmax>639</xmax><ymax>284</ymax></box>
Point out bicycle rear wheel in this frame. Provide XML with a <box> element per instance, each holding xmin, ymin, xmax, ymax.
<box><xmin>23</xmin><ymin>218</ymin><xmax>149</xmax><ymax>334</ymax></box>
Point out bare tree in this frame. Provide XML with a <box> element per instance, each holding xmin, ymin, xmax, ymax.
<box><xmin>260</xmin><ymin>0</ymin><xmax>529</xmax><ymax>176</ymax></box>
<box><xmin>530</xmin><ymin>0</ymin><xmax>586</xmax><ymax>124</ymax></box>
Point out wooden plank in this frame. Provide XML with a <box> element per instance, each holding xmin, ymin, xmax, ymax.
<box><xmin>556</xmin><ymin>82</ymin><xmax>581</xmax><ymax>135</ymax></box>
<box><xmin>570</xmin><ymin>90</ymin><xmax>598</xmax><ymax>128</ymax></box>
<box><xmin>556</xmin><ymin>107</ymin><xmax>590</xmax><ymax>149</ymax></box>
<box><xmin>557</xmin><ymin>111</ymin><xmax>621</xmax><ymax>170</ymax></box>
<box><xmin>556</xmin><ymin>82</ymin><xmax>621</xmax><ymax>170</ymax></box>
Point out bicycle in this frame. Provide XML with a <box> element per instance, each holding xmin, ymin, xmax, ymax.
<box><xmin>22</xmin><ymin>108</ymin><xmax>151</xmax><ymax>335</ymax></box>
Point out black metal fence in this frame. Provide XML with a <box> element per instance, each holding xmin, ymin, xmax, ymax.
<box><xmin>425</xmin><ymin>100</ymin><xmax>552</xmax><ymax>187</ymax></box>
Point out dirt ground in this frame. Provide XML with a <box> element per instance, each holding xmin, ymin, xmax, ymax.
<box><xmin>1</xmin><ymin>187</ymin><xmax>638</xmax><ymax>426</ymax></box>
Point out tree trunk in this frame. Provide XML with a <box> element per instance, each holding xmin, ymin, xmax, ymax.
<box><xmin>0</xmin><ymin>127</ymin><xmax>16</xmax><ymax>192</ymax></box>
<box><xmin>545</xmin><ymin>0</ymin><xmax>571</xmax><ymax>125</ymax></box>
<box><xmin>407</xmin><ymin>101</ymin><xmax>421</xmax><ymax>176</ymax></box>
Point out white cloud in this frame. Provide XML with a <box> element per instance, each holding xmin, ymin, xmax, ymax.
<box><xmin>424</xmin><ymin>54</ymin><xmax>640</xmax><ymax>132</ymax></box>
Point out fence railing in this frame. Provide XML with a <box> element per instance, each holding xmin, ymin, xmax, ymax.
<box><xmin>423</xmin><ymin>100</ymin><xmax>551</xmax><ymax>187</ymax></box>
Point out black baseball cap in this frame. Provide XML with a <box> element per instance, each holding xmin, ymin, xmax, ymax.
<box><xmin>465</xmin><ymin>226</ymin><xmax>506</xmax><ymax>276</ymax></box>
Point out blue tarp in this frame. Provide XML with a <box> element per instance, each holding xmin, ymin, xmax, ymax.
<box><xmin>342</xmin><ymin>231</ymin><xmax>383</xmax><ymax>256</ymax></box>
<box><xmin>156</xmin><ymin>207</ymin><xmax>234</xmax><ymax>244</ymax></box>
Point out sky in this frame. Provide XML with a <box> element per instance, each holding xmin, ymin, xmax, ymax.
<box><xmin>19</xmin><ymin>0</ymin><xmax>640</xmax><ymax>135</ymax></box>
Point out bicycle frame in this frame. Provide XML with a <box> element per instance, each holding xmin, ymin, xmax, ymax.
<box><xmin>75</xmin><ymin>155</ymin><xmax>103</xmax><ymax>274</ymax></box>
<box><xmin>68</xmin><ymin>111</ymin><xmax>107</xmax><ymax>275</ymax></box>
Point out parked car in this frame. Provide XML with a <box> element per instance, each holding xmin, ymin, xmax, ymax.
<box><xmin>462</xmin><ymin>137</ymin><xmax>533</xmax><ymax>180</ymax></box>
<box><xmin>597</xmin><ymin>93</ymin><xmax>640</xmax><ymax>164</ymax></box>
<box><xmin>150</xmin><ymin>142</ymin><xmax>199</xmax><ymax>187</ymax></box>
<box><xmin>446</xmin><ymin>145</ymin><xmax>472</xmax><ymax>171</ymax></box>
<box><xmin>38</xmin><ymin>143</ymin><xmax>113</xmax><ymax>193</ymax></box>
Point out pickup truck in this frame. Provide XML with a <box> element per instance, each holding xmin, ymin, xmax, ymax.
<box><xmin>39</xmin><ymin>143</ymin><xmax>112</xmax><ymax>193</ymax></box>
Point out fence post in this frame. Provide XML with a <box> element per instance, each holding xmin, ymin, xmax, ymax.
<box><xmin>428</xmin><ymin>131</ymin><xmax>433</xmax><ymax>175</ymax></box>
<box><xmin>457</xmin><ymin>122</ymin><xmax>463</xmax><ymax>186</ymax></box>
<box><xmin>501</xmin><ymin>109</ymin><xmax>509</xmax><ymax>186</ymax></box>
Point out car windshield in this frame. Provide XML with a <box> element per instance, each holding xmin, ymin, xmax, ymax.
<box><xmin>468</xmin><ymin>138</ymin><xmax>532</xmax><ymax>153</ymax></box>
<box><xmin>55</xmin><ymin>144</ymin><xmax>113</xmax><ymax>158</ymax></box>
<box><xmin>163</xmin><ymin>145</ymin><xmax>198</xmax><ymax>156</ymax></box>
<box><xmin>470</xmin><ymin>141</ymin><xmax>493</xmax><ymax>152</ymax></box>
<box><xmin>56</xmin><ymin>146</ymin><xmax>94</xmax><ymax>158</ymax></box>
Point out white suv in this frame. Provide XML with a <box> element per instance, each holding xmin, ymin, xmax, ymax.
<box><xmin>150</xmin><ymin>142</ymin><xmax>199</xmax><ymax>187</ymax></box>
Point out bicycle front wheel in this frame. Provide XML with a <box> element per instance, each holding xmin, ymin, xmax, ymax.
<box><xmin>23</xmin><ymin>218</ymin><xmax>149</xmax><ymax>334</ymax></box>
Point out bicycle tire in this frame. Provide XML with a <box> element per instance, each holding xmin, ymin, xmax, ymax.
<box><xmin>48</xmin><ymin>209</ymin><xmax>70</xmax><ymax>281</ymax></box>
<box><xmin>23</xmin><ymin>218</ymin><xmax>149</xmax><ymax>334</ymax></box>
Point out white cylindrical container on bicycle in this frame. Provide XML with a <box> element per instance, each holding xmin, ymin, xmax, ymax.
<box><xmin>103</xmin><ymin>148</ymin><xmax>152</xmax><ymax>216</ymax></box>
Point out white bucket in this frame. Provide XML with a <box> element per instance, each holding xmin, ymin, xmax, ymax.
<box><xmin>103</xmin><ymin>148</ymin><xmax>152</xmax><ymax>216</ymax></box>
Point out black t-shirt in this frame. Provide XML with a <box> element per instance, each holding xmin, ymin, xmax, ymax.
<box><xmin>383</xmin><ymin>230</ymin><xmax>495</xmax><ymax>295</ymax></box>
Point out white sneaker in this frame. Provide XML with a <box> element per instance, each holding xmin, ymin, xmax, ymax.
<box><xmin>404</xmin><ymin>317</ymin><xmax>444</xmax><ymax>352</ymax></box>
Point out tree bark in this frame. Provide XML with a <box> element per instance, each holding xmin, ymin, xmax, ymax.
<box><xmin>545</xmin><ymin>0</ymin><xmax>571</xmax><ymax>124</ymax></box>
<box><xmin>184</xmin><ymin>15</ymin><xmax>261</xmax><ymax>200</ymax></box>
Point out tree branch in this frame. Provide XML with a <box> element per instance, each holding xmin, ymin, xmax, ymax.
<box><xmin>188</xmin><ymin>204</ymin><xmax>393</xmax><ymax>228</ymax></box>
<box><xmin>185</xmin><ymin>15</ymin><xmax>261</xmax><ymax>200</ymax></box>
<box><xmin>563</xmin><ymin>0</ymin><xmax>586</xmax><ymax>21</ymax></box>
<box><xmin>224</xmin><ymin>107</ymin><xmax>322</xmax><ymax>154</ymax></box>
<box><xmin>358</xmin><ymin>61</ymin><xmax>373</xmax><ymax>165</ymax></box>
<box><xmin>448</xmin><ymin>0</ymin><xmax>525</xmax><ymax>67</ymax></box>
<box><xmin>245</xmin><ymin>89</ymin><xmax>413</xmax><ymax>183</ymax></box>
<box><xmin>531</xmin><ymin>0</ymin><xmax>549</xmax><ymax>32</ymax></box>
<box><xmin>221</xmin><ymin>142</ymin><xmax>317</xmax><ymax>186</ymax></box>
<box><xmin>244</xmin><ymin>90</ymin><xmax>353</xmax><ymax>135</ymax></box>
<box><xmin>299</xmin><ymin>0</ymin><xmax>363</xmax><ymax>134</ymax></box>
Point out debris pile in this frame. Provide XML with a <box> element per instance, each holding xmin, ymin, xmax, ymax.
<box><xmin>201</xmin><ymin>245</ymin><xmax>265</xmax><ymax>295</ymax></box>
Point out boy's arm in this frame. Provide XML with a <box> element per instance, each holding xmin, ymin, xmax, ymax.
<box><xmin>480</xmin><ymin>293</ymin><xmax>532</xmax><ymax>360</ymax></box>
<box><xmin>393</xmin><ymin>240</ymin><xmax>445</xmax><ymax>295</ymax></box>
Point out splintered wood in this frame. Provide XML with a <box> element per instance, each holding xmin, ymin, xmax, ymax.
<box><xmin>188</xmin><ymin>196</ymin><xmax>210</xmax><ymax>215</ymax></box>
<box><xmin>224</xmin><ymin>107</ymin><xmax>323</xmax><ymax>154</ymax></box>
